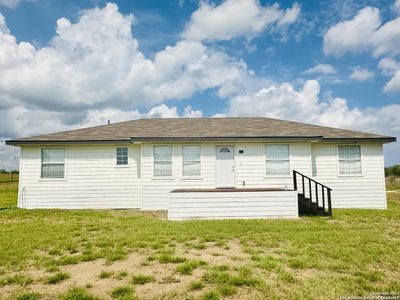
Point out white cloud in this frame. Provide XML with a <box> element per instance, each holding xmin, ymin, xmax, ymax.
<box><xmin>226</xmin><ymin>79</ymin><xmax>399</xmax><ymax>141</ymax></box>
<box><xmin>349</xmin><ymin>67</ymin><xmax>374</xmax><ymax>81</ymax></box>
<box><xmin>0</xmin><ymin>0</ymin><xmax>20</xmax><ymax>9</ymax></box>
<box><xmin>181</xmin><ymin>0</ymin><xmax>300</xmax><ymax>42</ymax></box>
<box><xmin>323</xmin><ymin>7</ymin><xmax>381</xmax><ymax>57</ymax></box>
<box><xmin>323</xmin><ymin>6</ymin><xmax>400</xmax><ymax>92</ymax></box>
<box><xmin>393</xmin><ymin>0</ymin><xmax>400</xmax><ymax>14</ymax></box>
<box><xmin>324</xmin><ymin>6</ymin><xmax>400</xmax><ymax>58</ymax></box>
<box><xmin>384</xmin><ymin>70</ymin><xmax>400</xmax><ymax>93</ymax></box>
<box><xmin>0</xmin><ymin>5</ymin><xmax>249</xmax><ymax>114</ymax></box>
<box><xmin>304</xmin><ymin>63</ymin><xmax>337</xmax><ymax>74</ymax></box>
<box><xmin>378</xmin><ymin>57</ymin><xmax>400</xmax><ymax>76</ymax></box>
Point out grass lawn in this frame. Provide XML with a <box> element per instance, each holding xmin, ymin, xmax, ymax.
<box><xmin>0</xmin><ymin>182</ymin><xmax>18</xmax><ymax>209</ymax></box>
<box><xmin>386</xmin><ymin>176</ymin><xmax>400</xmax><ymax>191</ymax></box>
<box><xmin>0</xmin><ymin>185</ymin><xmax>399</xmax><ymax>299</ymax></box>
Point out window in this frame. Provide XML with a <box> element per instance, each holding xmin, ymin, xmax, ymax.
<box><xmin>338</xmin><ymin>145</ymin><xmax>361</xmax><ymax>174</ymax></box>
<box><xmin>265</xmin><ymin>144</ymin><xmax>290</xmax><ymax>176</ymax></box>
<box><xmin>182</xmin><ymin>146</ymin><xmax>201</xmax><ymax>177</ymax></box>
<box><xmin>116</xmin><ymin>147</ymin><xmax>128</xmax><ymax>165</ymax></box>
<box><xmin>41</xmin><ymin>148</ymin><xmax>65</xmax><ymax>178</ymax></box>
<box><xmin>154</xmin><ymin>146</ymin><xmax>172</xmax><ymax>176</ymax></box>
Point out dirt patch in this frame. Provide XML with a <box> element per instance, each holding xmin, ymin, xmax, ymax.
<box><xmin>0</xmin><ymin>240</ymin><xmax>255</xmax><ymax>299</ymax></box>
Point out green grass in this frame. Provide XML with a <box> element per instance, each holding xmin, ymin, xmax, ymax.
<box><xmin>0</xmin><ymin>179</ymin><xmax>400</xmax><ymax>299</ymax></box>
<box><xmin>176</xmin><ymin>259</ymin><xmax>207</xmax><ymax>275</ymax></box>
<box><xmin>59</xmin><ymin>287</ymin><xmax>99</xmax><ymax>300</ymax></box>
<box><xmin>0</xmin><ymin>181</ymin><xmax>18</xmax><ymax>208</ymax></box>
<box><xmin>131</xmin><ymin>274</ymin><xmax>155</xmax><ymax>285</ymax></box>
<box><xmin>46</xmin><ymin>271</ymin><xmax>69</xmax><ymax>284</ymax></box>
<box><xmin>110</xmin><ymin>286</ymin><xmax>136</xmax><ymax>300</ymax></box>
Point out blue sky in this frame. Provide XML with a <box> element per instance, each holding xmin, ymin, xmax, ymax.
<box><xmin>0</xmin><ymin>0</ymin><xmax>399</xmax><ymax>168</ymax></box>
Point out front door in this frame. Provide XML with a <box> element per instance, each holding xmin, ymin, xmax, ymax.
<box><xmin>216</xmin><ymin>146</ymin><xmax>235</xmax><ymax>188</ymax></box>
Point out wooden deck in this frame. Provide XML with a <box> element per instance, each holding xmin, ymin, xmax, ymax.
<box><xmin>171</xmin><ymin>187</ymin><xmax>290</xmax><ymax>193</ymax></box>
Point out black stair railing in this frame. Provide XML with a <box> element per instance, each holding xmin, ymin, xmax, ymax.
<box><xmin>293</xmin><ymin>170</ymin><xmax>332</xmax><ymax>216</ymax></box>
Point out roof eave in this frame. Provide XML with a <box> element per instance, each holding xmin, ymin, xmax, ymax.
<box><xmin>321</xmin><ymin>137</ymin><xmax>397</xmax><ymax>143</ymax></box>
<box><xmin>5</xmin><ymin>139</ymin><xmax>132</xmax><ymax>146</ymax></box>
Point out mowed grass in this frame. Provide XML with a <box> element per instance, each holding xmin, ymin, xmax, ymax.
<box><xmin>0</xmin><ymin>181</ymin><xmax>400</xmax><ymax>299</ymax></box>
<box><xmin>0</xmin><ymin>181</ymin><xmax>18</xmax><ymax>209</ymax></box>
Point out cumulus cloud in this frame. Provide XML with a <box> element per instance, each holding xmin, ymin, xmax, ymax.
<box><xmin>349</xmin><ymin>67</ymin><xmax>374</xmax><ymax>81</ymax></box>
<box><xmin>323</xmin><ymin>6</ymin><xmax>400</xmax><ymax>93</ymax></box>
<box><xmin>0</xmin><ymin>4</ymin><xmax>249</xmax><ymax>115</ymax></box>
<box><xmin>304</xmin><ymin>63</ymin><xmax>336</xmax><ymax>74</ymax></box>
<box><xmin>181</xmin><ymin>0</ymin><xmax>300</xmax><ymax>42</ymax></box>
<box><xmin>225</xmin><ymin>79</ymin><xmax>399</xmax><ymax>164</ymax></box>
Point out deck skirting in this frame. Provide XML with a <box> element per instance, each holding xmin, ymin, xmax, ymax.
<box><xmin>168</xmin><ymin>190</ymin><xmax>298</xmax><ymax>220</ymax></box>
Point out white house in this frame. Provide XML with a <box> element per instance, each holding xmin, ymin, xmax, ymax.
<box><xmin>6</xmin><ymin>117</ymin><xmax>396</xmax><ymax>220</ymax></box>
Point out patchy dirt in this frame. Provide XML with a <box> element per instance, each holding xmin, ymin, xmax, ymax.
<box><xmin>0</xmin><ymin>239</ymin><xmax>255</xmax><ymax>299</ymax></box>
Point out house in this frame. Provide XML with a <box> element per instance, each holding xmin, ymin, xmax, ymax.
<box><xmin>6</xmin><ymin>117</ymin><xmax>396</xmax><ymax>220</ymax></box>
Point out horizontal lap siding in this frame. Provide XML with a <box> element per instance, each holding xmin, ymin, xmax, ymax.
<box><xmin>235</xmin><ymin>143</ymin><xmax>311</xmax><ymax>190</ymax></box>
<box><xmin>141</xmin><ymin>144</ymin><xmax>216</xmax><ymax>210</ymax></box>
<box><xmin>169</xmin><ymin>191</ymin><xmax>298</xmax><ymax>220</ymax></box>
<box><xmin>311</xmin><ymin>143</ymin><xmax>386</xmax><ymax>208</ymax></box>
<box><xmin>141</xmin><ymin>142</ymin><xmax>311</xmax><ymax>210</ymax></box>
<box><xmin>19</xmin><ymin>145</ymin><xmax>141</xmax><ymax>209</ymax></box>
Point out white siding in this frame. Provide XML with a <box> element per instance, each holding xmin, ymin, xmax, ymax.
<box><xmin>141</xmin><ymin>142</ymin><xmax>312</xmax><ymax>210</ymax></box>
<box><xmin>18</xmin><ymin>145</ymin><xmax>141</xmax><ymax>209</ymax></box>
<box><xmin>311</xmin><ymin>143</ymin><xmax>386</xmax><ymax>208</ymax></box>
<box><xmin>169</xmin><ymin>191</ymin><xmax>298</xmax><ymax>220</ymax></box>
<box><xmin>17</xmin><ymin>141</ymin><xmax>387</xmax><ymax>211</ymax></box>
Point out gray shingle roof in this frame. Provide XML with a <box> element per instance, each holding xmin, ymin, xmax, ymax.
<box><xmin>6</xmin><ymin>117</ymin><xmax>396</xmax><ymax>145</ymax></box>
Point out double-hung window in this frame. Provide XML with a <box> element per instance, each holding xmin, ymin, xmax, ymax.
<box><xmin>41</xmin><ymin>148</ymin><xmax>65</xmax><ymax>179</ymax></box>
<box><xmin>182</xmin><ymin>146</ymin><xmax>201</xmax><ymax>177</ymax></box>
<box><xmin>154</xmin><ymin>146</ymin><xmax>172</xmax><ymax>176</ymax></box>
<box><xmin>116</xmin><ymin>147</ymin><xmax>128</xmax><ymax>166</ymax></box>
<box><xmin>338</xmin><ymin>145</ymin><xmax>361</xmax><ymax>174</ymax></box>
<box><xmin>265</xmin><ymin>144</ymin><xmax>290</xmax><ymax>176</ymax></box>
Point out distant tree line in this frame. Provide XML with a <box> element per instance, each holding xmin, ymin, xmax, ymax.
<box><xmin>0</xmin><ymin>169</ymin><xmax>19</xmax><ymax>174</ymax></box>
<box><xmin>385</xmin><ymin>165</ymin><xmax>400</xmax><ymax>177</ymax></box>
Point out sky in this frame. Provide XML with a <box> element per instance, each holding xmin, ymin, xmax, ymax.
<box><xmin>0</xmin><ymin>0</ymin><xmax>399</xmax><ymax>170</ymax></box>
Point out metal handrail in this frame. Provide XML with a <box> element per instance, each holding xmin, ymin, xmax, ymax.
<box><xmin>293</xmin><ymin>170</ymin><xmax>332</xmax><ymax>216</ymax></box>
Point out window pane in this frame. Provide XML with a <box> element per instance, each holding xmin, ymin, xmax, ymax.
<box><xmin>41</xmin><ymin>163</ymin><xmax>64</xmax><ymax>178</ymax></box>
<box><xmin>183</xmin><ymin>161</ymin><xmax>200</xmax><ymax>177</ymax></box>
<box><xmin>339</xmin><ymin>145</ymin><xmax>361</xmax><ymax>174</ymax></box>
<box><xmin>266</xmin><ymin>144</ymin><xmax>289</xmax><ymax>160</ymax></box>
<box><xmin>266</xmin><ymin>145</ymin><xmax>289</xmax><ymax>175</ymax></box>
<box><xmin>154</xmin><ymin>161</ymin><xmax>172</xmax><ymax>176</ymax></box>
<box><xmin>266</xmin><ymin>161</ymin><xmax>290</xmax><ymax>175</ymax></box>
<box><xmin>116</xmin><ymin>147</ymin><xmax>128</xmax><ymax>165</ymax></box>
<box><xmin>154</xmin><ymin>146</ymin><xmax>172</xmax><ymax>161</ymax></box>
<box><xmin>41</xmin><ymin>149</ymin><xmax>65</xmax><ymax>178</ymax></box>
<box><xmin>41</xmin><ymin>149</ymin><xmax>65</xmax><ymax>163</ymax></box>
<box><xmin>183</xmin><ymin>146</ymin><xmax>200</xmax><ymax>161</ymax></box>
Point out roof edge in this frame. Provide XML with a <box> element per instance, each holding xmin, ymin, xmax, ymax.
<box><xmin>321</xmin><ymin>137</ymin><xmax>396</xmax><ymax>143</ymax></box>
<box><xmin>5</xmin><ymin>139</ymin><xmax>132</xmax><ymax>146</ymax></box>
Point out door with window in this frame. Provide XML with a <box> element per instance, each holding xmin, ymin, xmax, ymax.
<box><xmin>215</xmin><ymin>146</ymin><xmax>235</xmax><ymax>188</ymax></box>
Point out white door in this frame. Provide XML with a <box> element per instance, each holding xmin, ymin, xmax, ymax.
<box><xmin>216</xmin><ymin>146</ymin><xmax>235</xmax><ymax>188</ymax></box>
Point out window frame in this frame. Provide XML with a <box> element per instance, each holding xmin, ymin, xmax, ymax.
<box><xmin>337</xmin><ymin>144</ymin><xmax>362</xmax><ymax>176</ymax></box>
<box><xmin>182</xmin><ymin>145</ymin><xmax>201</xmax><ymax>178</ymax></box>
<box><xmin>115</xmin><ymin>146</ymin><xmax>129</xmax><ymax>167</ymax></box>
<box><xmin>153</xmin><ymin>145</ymin><xmax>173</xmax><ymax>178</ymax></box>
<box><xmin>39</xmin><ymin>148</ymin><xmax>66</xmax><ymax>180</ymax></box>
<box><xmin>265</xmin><ymin>144</ymin><xmax>291</xmax><ymax>177</ymax></box>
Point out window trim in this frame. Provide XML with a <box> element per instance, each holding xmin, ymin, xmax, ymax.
<box><xmin>39</xmin><ymin>147</ymin><xmax>67</xmax><ymax>181</ymax></box>
<box><xmin>265</xmin><ymin>144</ymin><xmax>291</xmax><ymax>178</ymax></box>
<box><xmin>337</xmin><ymin>144</ymin><xmax>363</xmax><ymax>177</ymax></box>
<box><xmin>153</xmin><ymin>145</ymin><xmax>173</xmax><ymax>178</ymax></box>
<box><xmin>181</xmin><ymin>145</ymin><xmax>201</xmax><ymax>178</ymax></box>
<box><xmin>115</xmin><ymin>146</ymin><xmax>129</xmax><ymax>168</ymax></box>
